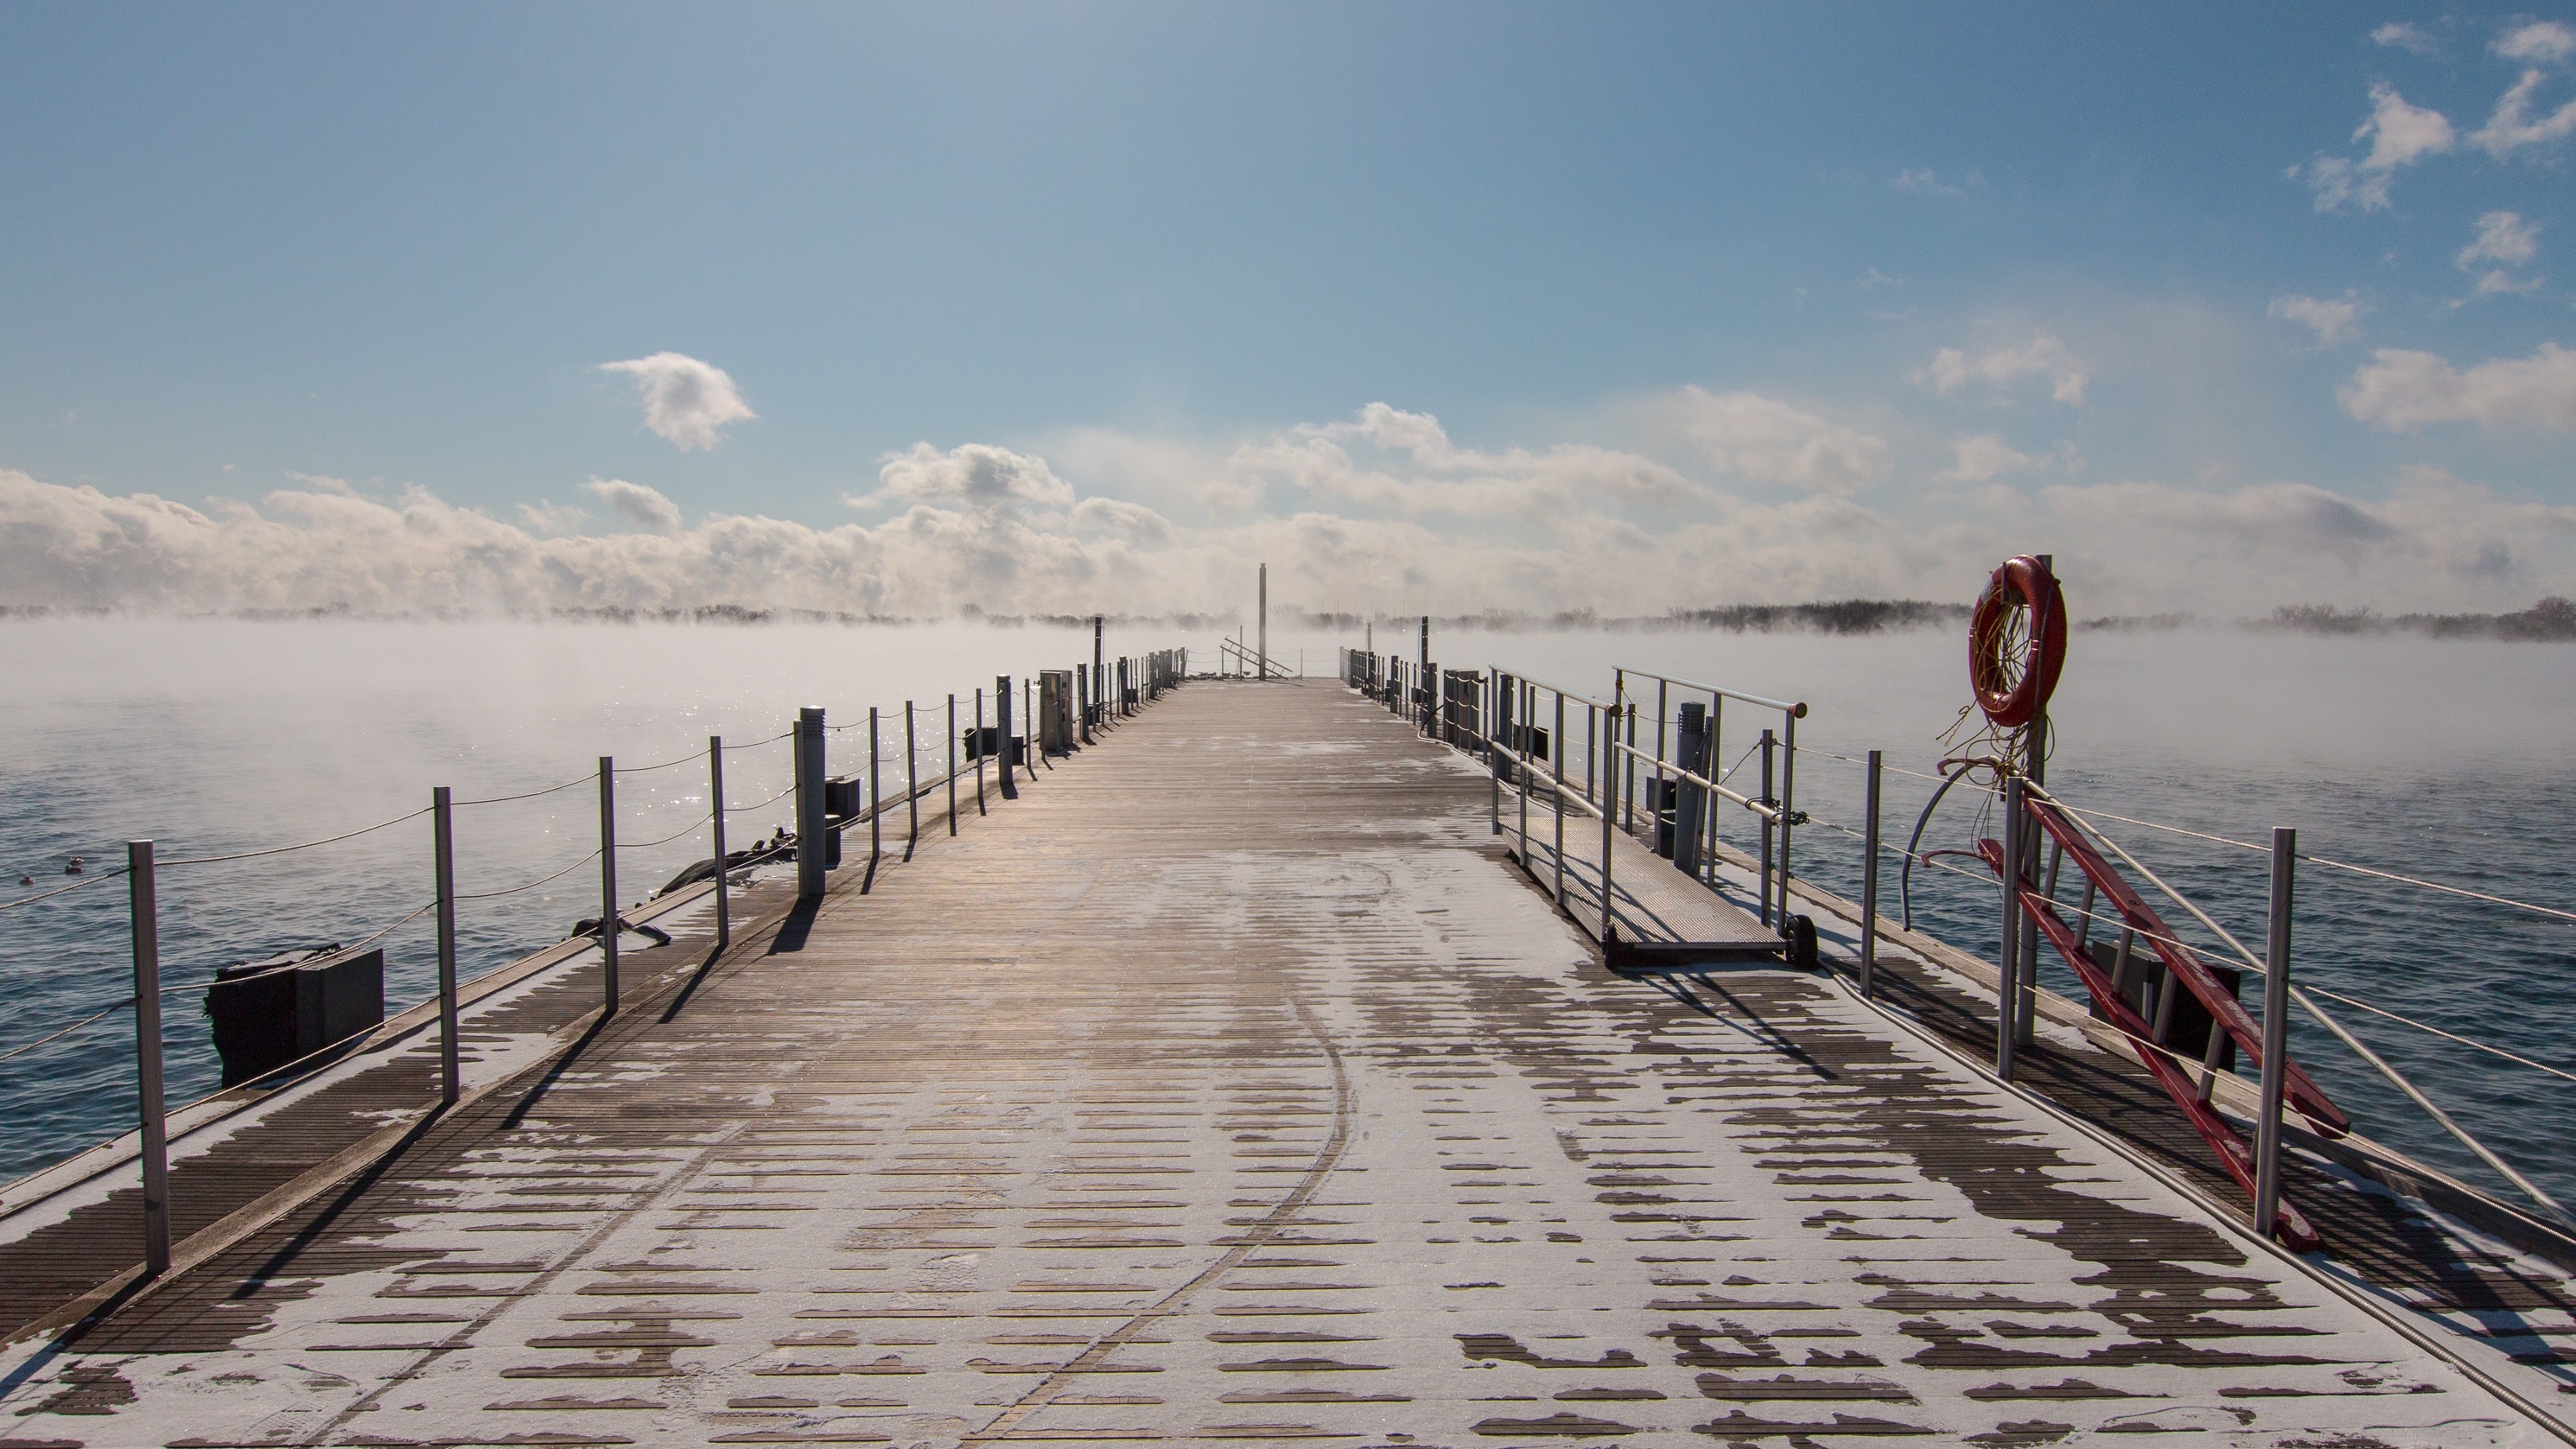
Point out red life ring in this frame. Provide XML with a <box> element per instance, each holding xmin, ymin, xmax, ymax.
<box><xmin>1969</xmin><ymin>556</ymin><xmax>2066</xmax><ymax>729</ymax></box>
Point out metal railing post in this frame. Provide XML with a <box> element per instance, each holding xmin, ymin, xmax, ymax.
<box><xmin>127</xmin><ymin>839</ymin><xmax>169</xmax><ymax>1278</ymax></box>
<box><xmin>1777</xmin><ymin>713</ymin><xmax>1797</xmax><ymax>929</ymax></box>
<box><xmin>1553</xmin><ymin>691</ymin><xmax>1568</xmax><ymax>908</ymax></box>
<box><xmin>974</xmin><ymin>690</ymin><xmax>989</xmax><ymax>815</ymax></box>
<box><xmin>905</xmin><ymin>702</ymin><xmax>919</xmax><ymax>859</ymax></box>
<box><xmin>709</xmin><ymin>737</ymin><xmax>729</xmax><ymax>954</ymax></box>
<box><xmin>1518</xmin><ymin>678</ymin><xmax>1532</xmax><ymax>858</ymax></box>
<box><xmin>947</xmin><ymin>695</ymin><xmax>960</xmax><ymax>834</ymax></box>
<box><xmin>1757</xmin><ymin>728</ymin><xmax>1776</xmax><ymax>924</ymax></box>
<box><xmin>1998</xmin><ymin>776</ymin><xmax>2023</xmax><ymax>1082</ymax></box>
<box><xmin>2255</xmin><ymin>827</ymin><xmax>2294</xmax><ymax>1238</ymax></box>
<box><xmin>1488</xmin><ymin>670</ymin><xmax>1503</xmax><ymax>834</ymax></box>
<box><xmin>996</xmin><ymin>677</ymin><xmax>1019</xmax><ymax>800</ymax></box>
<box><xmin>434</xmin><ymin>787</ymin><xmax>459</xmax><ymax>1105</ymax></box>
<box><xmin>1860</xmin><ymin>751</ymin><xmax>1881</xmax><ymax>1001</ymax></box>
<box><xmin>599</xmin><ymin>757</ymin><xmax>620</xmax><ymax>1014</ymax></box>
<box><xmin>1599</xmin><ymin>702</ymin><xmax>1617</xmax><ymax>950</ymax></box>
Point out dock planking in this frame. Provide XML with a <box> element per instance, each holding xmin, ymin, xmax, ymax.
<box><xmin>0</xmin><ymin>678</ymin><xmax>2560</xmax><ymax>1445</ymax></box>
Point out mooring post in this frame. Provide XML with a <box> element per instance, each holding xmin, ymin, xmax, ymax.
<box><xmin>973</xmin><ymin>690</ymin><xmax>989</xmax><ymax>814</ymax></box>
<box><xmin>795</xmin><ymin>707</ymin><xmax>827</xmax><ymax>898</ymax></box>
<box><xmin>434</xmin><ymin>786</ymin><xmax>459</xmax><ymax>1105</ymax></box>
<box><xmin>1093</xmin><ymin>614</ymin><xmax>1104</xmax><ymax>712</ymax></box>
<box><xmin>1674</xmin><ymin>702</ymin><xmax>1707</xmax><ymax>880</ymax></box>
<box><xmin>996</xmin><ymin>677</ymin><xmax>1019</xmax><ymax>800</ymax></box>
<box><xmin>599</xmin><ymin>757</ymin><xmax>620</xmax><ymax>1014</ymax></box>
<box><xmin>2255</xmin><ymin>826</ymin><xmax>2295</xmax><ymax>1238</ymax></box>
<box><xmin>127</xmin><ymin>838</ymin><xmax>169</xmax><ymax>1278</ymax></box>
<box><xmin>708</xmin><ymin>737</ymin><xmax>729</xmax><ymax>953</ymax></box>
<box><xmin>904</xmin><ymin>702</ymin><xmax>919</xmax><ymax>859</ymax></box>
<box><xmin>1599</xmin><ymin>701</ymin><xmax>1618</xmax><ymax>951</ymax></box>
<box><xmin>1999</xmin><ymin>775</ymin><xmax>2024</xmax><ymax>1082</ymax></box>
<box><xmin>947</xmin><ymin>695</ymin><xmax>960</xmax><ymax>834</ymax></box>
<box><xmin>1078</xmin><ymin>664</ymin><xmax>1092</xmax><ymax>745</ymax></box>
<box><xmin>1860</xmin><ymin>750</ymin><xmax>1882</xmax><ymax>1001</ymax></box>
<box><xmin>865</xmin><ymin>707</ymin><xmax>882</xmax><ymax>888</ymax></box>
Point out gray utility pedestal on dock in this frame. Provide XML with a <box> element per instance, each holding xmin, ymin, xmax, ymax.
<box><xmin>0</xmin><ymin>679</ymin><xmax>2566</xmax><ymax>1446</ymax></box>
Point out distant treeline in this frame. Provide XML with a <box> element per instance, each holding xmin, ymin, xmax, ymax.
<box><xmin>1296</xmin><ymin>601</ymin><xmax>1972</xmax><ymax>635</ymax></box>
<box><xmin>2260</xmin><ymin>597</ymin><xmax>2576</xmax><ymax>641</ymax></box>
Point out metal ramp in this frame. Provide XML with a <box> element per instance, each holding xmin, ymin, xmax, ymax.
<box><xmin>1498</xmin><ymin>781</ymin><xmax>1787</xmax><ymax>966</ymax></box>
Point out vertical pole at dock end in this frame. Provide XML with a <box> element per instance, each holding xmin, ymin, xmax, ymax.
<box><xmin>974</xmin><ymin>691</ymin><xmax>988</xmax><ymax>815</ymax></box>
<box><xmin>709</xmin><ymin>738</ymin><xmax>729</xmax><ymax>954</ymax></box>
<box><xmin>1998</xmin><ymin>776</ymin><xmax>2023</xmax><ymax>1082</ymax></box>
<box><xmin>1258</xmin><ymin>563</ymin><xmax>1269</xmax><ymax>681</ymax></box>
<box><xmin>2254</xmin><ymin>827</ymin><xmax>2295</xmax><ymax>1239</ymax></box>
<box><xmin>127</xmin><ymin>839</ymin><xmax>169</xmax><ymax>1279</ymax></box>
<box><xmin>905</xmin><ymin>703</ymin><xmax>919</xmax><ymax>859</ymax></box>
<box><xmin>1860</xmin><ymin>751</ymin><xmax>1882</xmax><ymax>1001</ymax></box>
<box><xmin>996</xmin><ymin>677</ymin><xmax>1018</xmax><ymax>801</ymax></box>
<box><xmin>599</xmin><ymin>757</ymin><xmax>620</xmax><ymax>1014</ymax></box>
<box><xmin>1599</xmin><ymin>701</ymin><xmax>1617</xmax><ymax>952</ymax></box>
<box><xmin>434</xmin><ymin>787</ymin><xmax>460</xmax><ymax>1105</ymax></box>
<box><xmin>1093</xmin><ymin>615</ymin><xmax>1104</xmax><ymax>707</ymax></box>
<box><xmin>795</xmin><ymin>707</ymin><xmax>828</xmax><ymax>898</ymax></box>
<box><xmin>947</xmin><ymin>695</ymin><xmax>960</xmax><ymax>834</ymax></box>
<box><xmin>866</xmin><ymin>706</ymin><xmax>882</xmax><ymax>889</ymax></box>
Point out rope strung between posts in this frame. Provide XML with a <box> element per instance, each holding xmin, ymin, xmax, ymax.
<box><xmin>156</xmin><ymin>902</ymin><xmax>441</xmax><ymax>993</ymax></box>
<box><xmin>612</xmin><ymin>748</ymin><xmax>709</xmax><ymax>776</ymax></box>
<box><xmin>616</xmin><ymin>815</ymin><xmax>716</xmax><ymax>851</ymax></box>
<box><xmin>0</xmin><ymin>867</ymin><xmax>129</xmax><ymax>914</ymax></box>
<box><xmin>722</xmin><ymin>728</ymin><xmax>796</xmax><ymax>752</ymax></box>
<box><xmin>455</xmin><ymin>848</ymin><xmax>604</xmax><ymax>902</ymax></box>
<box><xmin>156</xmin><ymin>806</ymin><xmax>433</xmax><ymax>867</ymax></box>
<box><xmin>454</xmin><ymin>774</ymin><xmax>592</xmax><ymax>807</ymax></box>
<box><xmin>0</xmin><ymin>995</ymin><xmax>136</xmax><ymax>1065</ymax></box>
<box><xmin>723</xmin><ymin>782</ymin><xmax>796</xmax><ymax>816</ymax></box>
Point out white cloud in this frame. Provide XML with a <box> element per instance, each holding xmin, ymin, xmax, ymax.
<box><xmin>1915</xmin><ymin>334</ymin><xmax>2089</xmax><ymax>405</ymax></box>
<box><xmin>2340</xmin><ymin>342</ymin><xmax>2576</xmax><ymax>431</ymax></box>
<box><xmin>1891</xmin><ymin>168</ymin><xmax>1972</xmax><ymax>199</ymax></box>
<box><xmin>582</xmin><ymin>477</ymin><xmax>683</xmax><ymax>531</ymax></box>
<box><xmin>2300</xmin><ymin>83</ymin><xmax>2454</xmax><ymax>211</ymax></box>
<box><xmin>2372</xmin><ymin>22</ymin><xmax>2440</xmax><ymax>56</ymax></box>
<box><xmin>1937</xmin><ymin>435</ymin><xmax>2035</xmax><ymax>483</ymax></box>
<box><xmin>2268</xmin><ymin>292</ymin><xmax>2363</xmax><ymax>344</ymax></box>
<box><xmin>2460</xmin><ymin>210</ymin><xmax>2541</xmax><ymax>267</ymax></box>
<box><xmin>2469</xmin><ymin>68</ymin><xmax>2576</xmax><ymax>156</ymax></box>
<box><xmin>517</xmin><ymin>499</ymin><xmax>588</xmax><ymax>535</ymax></box>
<box><xmin>599</xmin><ymin>352</ymin><xmax>757</xmax><ymax>451</ymax></box>
<box><xmin>1658</xmin><ymin>389</ymin><xmax>1890</xmax><ymax>495</ymax></box>
<box><xmin>1856</xmin><ymin>267</ymin><xmax>1901</xmax><ymax>291</ymax></box>
<box><xmin>2496</xmin><ymin>20</ymin><xmax>2576</xmax><ymax>64</ymax></box>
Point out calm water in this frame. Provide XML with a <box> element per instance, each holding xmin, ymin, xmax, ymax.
<box><xmin>3</xmin><ymin>619</ymin><xmax>2571</xmax><ymax>1216</ymax></box>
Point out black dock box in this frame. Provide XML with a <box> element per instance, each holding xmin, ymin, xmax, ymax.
<box><xmin>204</xmin><ymin>946</ymin><xmax>385</xmax><ymax>1088</ymax></box>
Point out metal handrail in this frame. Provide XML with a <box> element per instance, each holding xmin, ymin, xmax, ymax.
<box><xmin>1607</xmin><ymin>737</ymin><xmax>1778</xmax><ymax>821</ymax></box>
<box><xmin>1488</xmin><ymin>739</ymin><xmax>1606</xmax><ymax>822</ymax></box>
<box><xmin>1612</xmin><ymin>665</ymin><xmax>1807</xmax><ymax>718</ymax></box>
<box><xmin>1501</xmin><ymin>672</ymin><xmax>1614</xmax><ymax>711</ymax></box>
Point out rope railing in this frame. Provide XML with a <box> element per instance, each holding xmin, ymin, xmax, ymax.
<box><xmin>455</xmin><ymin>848</ymin><xmax>604</xmax><ymax>902</ymax></box>
<box><xmin>0</xmin><ymin>867</ymin><xmax>129</xmax><ymax>914</ymax></box>
<box><xmin>0</xmin><ymin>995</ymin><xmax>136</xmax><ymax>1066</ymax></box>
<box><xmin>155</xmin><ymin>807</ymin><xmax>432</xmax><ymax>867</ymax></box>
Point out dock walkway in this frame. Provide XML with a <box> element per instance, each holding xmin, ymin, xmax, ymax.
<box><xmin>0</xmin><ymin>680</ymin><xmax>2555</xmax><ymax>1446</ymax></box>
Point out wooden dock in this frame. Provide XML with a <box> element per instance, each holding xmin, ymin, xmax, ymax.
<box><xmin>1</xmin><ymin>678</ymin><xmax>2568</xmax><ymax>1446</ymax></box>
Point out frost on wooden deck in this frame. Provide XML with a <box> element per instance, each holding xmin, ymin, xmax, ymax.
<box><xmin>0</xmin><ymin>681</ymin><xmax>2543</xmax><ymax>1446</ymax></box>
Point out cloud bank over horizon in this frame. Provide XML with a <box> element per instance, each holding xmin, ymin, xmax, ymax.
<box><xmin>7</xmin><ymin>397</ymin><xmax>2571</xmax><ymax>622</ymax></box>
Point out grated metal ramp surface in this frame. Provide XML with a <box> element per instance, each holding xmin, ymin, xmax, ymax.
<box><xmin>0</xmin><ymin>680</ymin><xmax>2547</xmax><ymax>1446</ymax></box>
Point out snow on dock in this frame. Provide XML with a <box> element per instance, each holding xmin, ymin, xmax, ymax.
<box><xmin>0</xmin><ymin>679</ymin><xmax>2560</xmax><ymax>1446</ymax></box>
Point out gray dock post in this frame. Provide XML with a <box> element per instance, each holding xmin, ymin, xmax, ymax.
<box><xmin>126</xmin><ymin>839</ymin><xmax>169</xmax><ymax>1278</ymax></box>
<box><xmin>1673</xmin><ymin>702</ymin><xmax>1707</xmax><ymax>880</ymax></box>
<box><xmin>599</xmin><ymin>757</ymin><xmax>620</xmax><ymax>1014</ymax></box>
<box><xmin>947</xmin><ymin>695</ymin><xmax>960</xmax><ymax>834</ymax></box>
<box><xmin>1258</xmin><ymin>563</ymin><xmax>1268</xmax><ymax>680</ymax></box>
<box><xmin>434</xmin><ymin>786</ymin><xmax>459</xmax><ymax>1105</ymax></box>
<box><xmin>1860</xmin><ymin>751</ymin><xmax>1882</xmax><ymax>1000</ymax></box>
<box><xmin>1998</xmin><ymin>776</ymin><xmax>2023</xmax><ymax>1082</ymax></box>
<box><xmin>796</xmin><ymin>707</ymin><xmax>827</xmax><ymax>898</ymax></box>
<box><xmin>1598</xmin><ymin>701</ymin><xmax>1617</xmax><ymax>950</ymax></box>
<box><xmin>905</xmin><ymin>702</ymin><xmax>919</xmax><ymax>859</ymax></box>
<box><xmin>973</xmin><ymin>691</ymin><xmax>988</xmax><ymax>815</ymax></box>
<box><xmin>709</xmin><ymin>738</ymin><xmax>729</xmax><ymax>954</ymax></box>
<box><xmin>867</xmin><ymin>706</ymin><xmax>882</xmax><ymax>887</ymax></box>
<box><xmin>1778</xmin><ymin>713</ymin><xmax>1798</xmax><ymax>929</ymax></box>
<box><xmin>2254</xmin><ymin>827</ymin><xmax>2295</xmax><ymax>1238</ymax></box>
<box><xmin>1078</xmin><ymin>664</ymin><xmax>1091</xmax><ymax>745</ymax></box>
<box><xmin>996</xmin><ymin>677</ymin><xmax>1018</xmax><ymax>800</ymax></box>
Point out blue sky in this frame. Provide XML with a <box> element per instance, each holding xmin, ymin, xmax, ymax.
<box><xmin>3</xmin><ymin>3</ymin><xmax>2573</xmax><ymax>616</ymax></box>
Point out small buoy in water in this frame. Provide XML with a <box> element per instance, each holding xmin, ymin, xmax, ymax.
<box><xmin>64</xmin><ymin>856</ymin><xmax>86</xmax><ymax>875</ymax></box>
<box><xmin>16</xmin><ymin>874</ymin><xmax>31</xmax><ymax>887</ymax></box>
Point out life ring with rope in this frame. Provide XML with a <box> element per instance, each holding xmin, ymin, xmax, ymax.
<box><xmin>1969</xmin><ymin>555</ymin><xmax>2065</xmax><ymax>730</ymax></box>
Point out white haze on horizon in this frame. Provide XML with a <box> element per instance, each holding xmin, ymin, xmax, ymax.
<box><xmin>6</xmin><ymin>400</ymin><xmax>2574</xmax><ymax>620</ymax></box>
